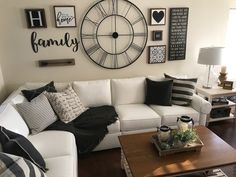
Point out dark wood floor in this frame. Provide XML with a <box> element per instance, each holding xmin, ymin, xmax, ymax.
<box><xmin>79</xmin><ymin>120</ymin><xmax>236</xmax><ymax>177</ymax></box>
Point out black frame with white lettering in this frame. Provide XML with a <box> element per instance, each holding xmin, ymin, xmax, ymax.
<box><xmin>54</xmin><ymin>6</ymin><xmax>77</xmax><ymax>28</ymax></box>
<box><xmin>25</xmin><ymin>9</ymin><xmax>47</xmax><ymax>28</ymax></box>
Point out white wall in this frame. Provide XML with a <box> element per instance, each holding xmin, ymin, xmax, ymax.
<box><xmin>0</xmin><ymin>0</ymin><xmax>230</xmax><ymax>93</ymax></box>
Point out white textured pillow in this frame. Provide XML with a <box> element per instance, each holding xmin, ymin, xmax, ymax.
<box><xmin>16</xmin><ymin>94</ymin><xmax>57</xmax><ymax>135</ymax></box>
<box><xmin>111</xmin><ymin>77</ymin><xmax>146</xmax><ymax>105</ymax></box>
<box><xmin>73</xmin><ymin>79</ymin><xmax>111</xmax><ymax>107</ymax></box>
<box><xmin>0</xmin><ymin>104</ymin><xmax>29</xmax><ymax>137</ymax></box>
<box><xmin>45</xmin><ymin>85</ymin><xmax>87</xmax><ymax>123</ymax></box>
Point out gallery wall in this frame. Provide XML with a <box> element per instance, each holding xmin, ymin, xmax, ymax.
<box><xmin>0</xmin><ymin>0</ymin><xmax>231</xmax><ymax>94</ymax></box>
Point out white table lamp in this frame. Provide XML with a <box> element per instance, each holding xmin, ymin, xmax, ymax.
<box><xmin>198</xmin><ymin>47</ymin><xmax>224</xmax><ymax>89</ymax></box>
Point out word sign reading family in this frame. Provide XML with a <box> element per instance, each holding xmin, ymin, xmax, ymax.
<box><xmin>31</xmin><ymin>32</ymin><xmax>80</xmax><ymax>53</ymax></box>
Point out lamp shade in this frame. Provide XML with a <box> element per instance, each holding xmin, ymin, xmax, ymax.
<box><xmin>198</xmin><ymin>47</ymin><xmax>224</xmax><ymax>65</ymax></box>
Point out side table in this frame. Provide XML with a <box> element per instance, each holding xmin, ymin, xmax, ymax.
<box><xmin>196</xmin><ymin>86</ymin><xmax>236</xmax><ymax>125</ymax></box>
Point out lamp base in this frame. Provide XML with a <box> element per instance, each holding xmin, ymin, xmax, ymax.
<box><xmin>202</xmin><ymin>85</ymin><xmax>212</xmax><ymax>89</ymax></box>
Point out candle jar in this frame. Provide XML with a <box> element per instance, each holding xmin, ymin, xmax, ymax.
<box><xmin>177</xmin><ymin>116</ymin><xmax>194</xmax><ymax>132</ymax></box>
<box><xmin>158</xmin><ymin>125</ymin><xmax>171</xmax><ymax>142</ymax></box>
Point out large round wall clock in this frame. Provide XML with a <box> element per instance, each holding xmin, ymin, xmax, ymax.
<box><xmin>80</xmin><ymin>0</ymin><xmax>148</xmax><ymax>69</ymax></box>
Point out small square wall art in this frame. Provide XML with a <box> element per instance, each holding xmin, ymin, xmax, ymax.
<box><xmin>148</xmin><ymin>45</ymin><xmax>166</xmax><ymax>64</ymax></box>
<box><xmin>150</xmin><ymin>8</ymin><xmax>166</xmax><ymax>25</ymax></box>
<box><xmin>54</xmin><ymin>6</ymin><xmax>76</xmax><ymax>28</ymax></box>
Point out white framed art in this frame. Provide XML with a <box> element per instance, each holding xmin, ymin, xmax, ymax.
<box><xmin>54</xmin><ymin>6</ymin><xmax>76</xmax><ymax>28</ymax></box>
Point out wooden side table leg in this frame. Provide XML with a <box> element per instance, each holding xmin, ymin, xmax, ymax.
<box><xmin>121</xmin><ymin>149</ymin><xmax>124</xmax><ymax>170</ymax></box>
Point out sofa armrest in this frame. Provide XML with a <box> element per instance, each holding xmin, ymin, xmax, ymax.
<box><xmin>191</xmin><ymin>94</ymin><xmax>212</xmax><ymax>114</ymax></box>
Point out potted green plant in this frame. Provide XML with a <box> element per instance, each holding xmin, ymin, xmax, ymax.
<box><xmin>172</xmin><ymin>129</ymin><xmax>198</xmax><ymax>147</ymax></box>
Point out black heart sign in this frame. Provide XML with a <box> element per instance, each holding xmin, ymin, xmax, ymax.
<box><xmin>153</xmin><ymin>11</ymin><xmax>164</xmax><ymax>23</ymax></box>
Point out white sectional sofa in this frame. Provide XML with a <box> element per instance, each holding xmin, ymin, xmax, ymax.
<box><xmin>0</xmin><ymin>76</ymin><xmax>212</xmax><ymax>177</ymax></box>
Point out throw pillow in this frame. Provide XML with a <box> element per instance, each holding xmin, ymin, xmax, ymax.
<box><xmin>21</xmin><ymin>81</ymin><xmax>57</xmax><ymax>102</ymax></box>
<box><xmin>145</xmin><ymin>78</ymin><xmax>173</xmax><ymax>106</ymax></box>
<box><xmin>0</xmin><ymin>152</ymin><xmax>47</xmax><ymax>177</ymax></box>
<box><xmin>0</xmin><ymin>127</ymin><xmax>47</xmax><ymax>172</ymax></box>
<box><xmin>16</xmin><ymin>93</ymin><xmax>57</xmax><ymax>134</ymax></box>
<box><xmin>164</xmin><ymin>73</ymin><xmax>198</xmax><ymax>106</ymax></box>
<box><xmin>45</xmin><ymin>85</ymin><xmax>88</xmax><ymax>123</ymax></box>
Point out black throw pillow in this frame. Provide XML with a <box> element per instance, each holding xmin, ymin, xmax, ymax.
<box><xmin>21</xmin><ymin>81</ymin><xmax>57</xmax><ymax>102</ymax></box>
<box><xmin>145</xmin><ymin>78</ymin><xmax>173</xmax><ymax>106</ymax></box>
<box><xmin>0</xmin><ymin>126</ymin><xmax>47</xmax><ymax>172</ymax></box>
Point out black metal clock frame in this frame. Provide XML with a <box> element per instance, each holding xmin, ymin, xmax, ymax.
<box><xmin>80</xmin><ymin>0</ymin><xmax>148</xmax><ymax>69</ymax></box>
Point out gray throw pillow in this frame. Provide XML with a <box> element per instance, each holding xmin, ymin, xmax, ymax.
<box><xmin>16</xmin><ymin>93</ymin><xmax>57</xmax><ymax>134</ymax></box>
<box><xmin>45</xmin><ymin>85</ymin><xmax>87</xmax><ymax>123</ymax></box>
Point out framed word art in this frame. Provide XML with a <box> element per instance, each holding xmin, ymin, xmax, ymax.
<box><xmin>168</xmin><ymin>7</ymin><xmax>189</xmax><ymax>61</ymax></box>
<box><xmin>150</xmin><ymin>8</ymin><xmax>166</xmax><ymax>25</ymax></box>
<box><xmin>25</xmin><ymin>9</ymin><xmax>47</xmax><ymax>28</ymax></box>
<box><xmin>54</xmin><ymin>6</ymin><xmax>76</xmax><ymax>28</ymax></box>
<box><xmin>148</xmin><ymin>45</ymin><xmax>166</xmax><ymax>64</ymax></box>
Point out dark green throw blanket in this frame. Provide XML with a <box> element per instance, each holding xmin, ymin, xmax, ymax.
<box><xmin>45</xmin><ymin>106</ymin><xmax>118</xmax><ymax>154</ymax></box>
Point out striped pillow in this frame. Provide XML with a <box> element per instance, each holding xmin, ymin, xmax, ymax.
<box><xmin>16</xmin><ymin>93</ymin><xmax>57</xmax><ymax>134</ymax></box>
<box><xmin>0</xmin><ymin>152</ymin><xmax>47</xmax><ymax>177</ymax></box>
<box><xmin>164</xmin><ymin>74</ymin><xmax>197</xmax><ymax>106</ymax></box>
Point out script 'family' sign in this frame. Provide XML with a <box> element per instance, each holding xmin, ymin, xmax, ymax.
<box><xmin>168</xmin><ymin>8</ymin><xmax>189</xmax><ymax>61</ymax></box>
<box><xmin>31</xmin><ymin>32</ymin><xmax>80</xmax><ymax>53</ymax></box>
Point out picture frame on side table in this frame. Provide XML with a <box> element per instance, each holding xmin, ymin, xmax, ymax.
<box><xmin>153</xmin><ymin>30</ymin><xmax>163</xmax><ymax>41</ymax></box>
<box><xmin>25</xmin><ymin>9</ymin><xmax>47</xmax><ymax>28</ymax></box>
<box><xmin>148</xmin><ymin>45</ymin><xmax>166</xmax><ymax>64</ymax></box>
<box><xmin>54</xmin><ymin>6</ymin><xmax>76</xmax><ymax>28</ymax></box>
<box><xmin>150</xmin><ymin>8</ymin><xmax>166</xmax><ymax>25</ymax></box>
<box><xmin>223</xmin><ymin>81</ymin><xmax>233</xmax><ymax>90</ymax></box>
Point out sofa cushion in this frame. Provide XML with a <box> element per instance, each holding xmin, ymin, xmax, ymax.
<box><xmin>21</xmin><ymin>81</ymin><xmax>57</xmax><ymax>102</ymax></box>
<box><xmin>27</xmin><ymin>131</ymin><xmax>76</xmax><ymax>159</ymax></box>
<box><xmin>0</xmin><ymin>127</ymin><xmax>47</xmax><ymax>172</ymax></box>
<box><xmin>150</xmin><ymin>104</ymin><xmax>200</xmax><ymax>126</ymax></box>
<box><xmin>115</xmin><ymin>104</ymin><xmax>161</xmax><ymax>132</ymax></box>
<box><xmin>164</xmin><ymin>74</ymin><xmax>197</xmax><ymax>106</ymax></box>
<box><xmin>16</xmin><ymin>94</ymin><xmax>57</xmax><ymax>135</ymax></box>
<box><xmin>45</xmin><ymin>156</ymin><xmax>74</xmax><ymax>177</ymax></box>
<box><xmin>145</xmin><ymin>78</ymin><xmax>173</xmax><ymax>106</ymax></box>
<box><xmin>0</xmin><ymin>152</ymin><xmax>47</xmax><ymax>177</ymax></box>
<box><xmin>73</xmin><ymin>79</ymin><xmax>111</xmax><ymax>107</ymax></box>
<box><xmin>0</xmin><ymin>104</ymin><xmax>29</xmax><ymax>137</ymax></box>
<box><xmin>107</xmin><ymin>119</ymin><xmax>120</xmax><ymax>134</ymax></box>
<box><xmin>45</xmin><ymin>85</ymin><xmax>87</xmax><ymax>123</ymax></box>
<box><xmin>112</xmin><ymin>77</ymin><xmax>146</xmax><ymax>105</ymax></box>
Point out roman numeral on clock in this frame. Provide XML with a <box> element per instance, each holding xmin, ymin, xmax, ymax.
<box><xmin>87</xmin><ymin>44</ymin><xmax>100</xmax><ymax>55</ymax></box>
<box><xmin>96</xmin><ymin>3</ymin><xmax>107</xmax><ymax>18</ymax></box>
<box><xmin>85</xmin><ymin>17</ymin><xmax>98</xmax><ymax>26</ymax></box>
<box><xmin>99</xmin><ymin>52</ymin><xmax>108</xmax><ymax>65</ymax></box>
<box><xmin>112</xmin><ymin>0</ymin><xmax>118</xmax><ymax>14</ymax></box>
<box><xmin>81</xmin><ymin>34</ymin><xmax>96</xmax><ymax>39</ymax></box>
<box><xmin>131</xmin><ymin>43</ymin><xmax>142</xmax><ymax>51</ymax></box>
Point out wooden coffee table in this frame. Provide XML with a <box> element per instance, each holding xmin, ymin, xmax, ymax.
<box><xmin>119</xmin><ymin>126</ymin><xmax>236</xmax><ymax>177</ymax></box>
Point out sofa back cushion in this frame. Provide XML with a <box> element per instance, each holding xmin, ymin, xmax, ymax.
<box><xmin>73</xmin><ymin>79</ymin><xmax>112</xmax><ymax>107</ymax></box>
<box><xmin>111</xmin><ymin>77</ymin><xmax>145</xmax><ymax>105</ymax></box>
<box><xmin>0</xmin><ymin>104</ymin><xmax>29</xmax><ymax>137</ymax></box>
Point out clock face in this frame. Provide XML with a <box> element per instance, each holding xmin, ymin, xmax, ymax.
<box><xmin>80</xmin><ymin>0</ymin><xmax>148</xmax><ymax>69</ymax></box>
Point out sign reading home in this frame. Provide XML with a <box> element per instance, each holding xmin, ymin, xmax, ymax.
<box><xmin>168</xmin><ymin>8</ymin><xmax>189</xmax><ymax>61</ymax></box>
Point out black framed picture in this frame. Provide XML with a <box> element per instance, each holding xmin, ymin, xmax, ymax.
<box><xmin>150</xmin><ymin>8</ymin><xmax>166</xmax><ymax>25</ymax></box>
<box><xmin>153</xmin><ymin>30</ymin><xmax>163</xmax><ymax>41</ymax></box>
<box><xmin>25</xmin><ymin>9</ymin><xmax>47</xmax><ymax>28</ymax></box>
<box><xmin>54</xmin><ymin>6</ymin><xmax>76</xmax><ymax>28</ymax></box>
<box><xmin>148</xmin><ymin>45</ymin><xmax>166</xmax><ymax>64</ymax></box>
